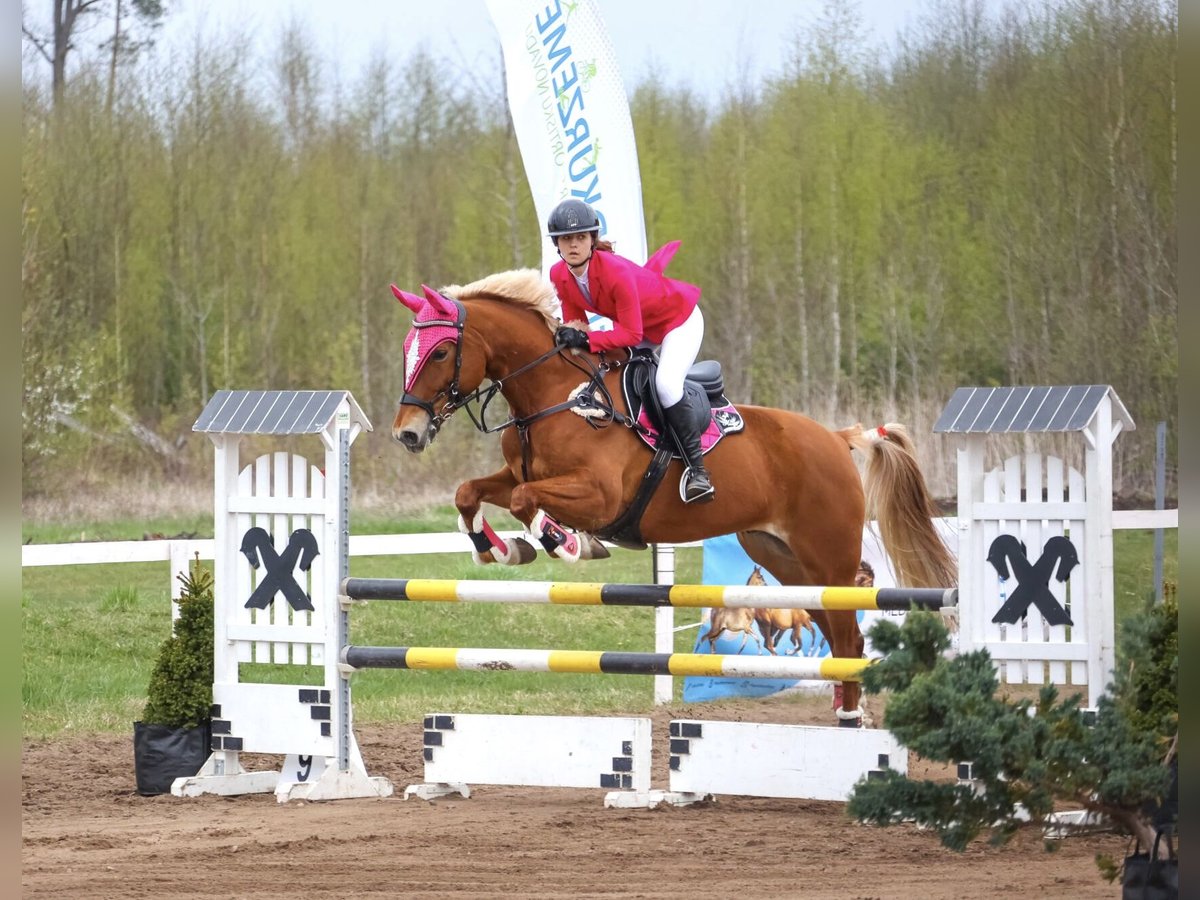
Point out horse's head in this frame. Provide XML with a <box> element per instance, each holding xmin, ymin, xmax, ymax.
<box><xmin>391</xmin><ymin>283</ymin><xmax>478</xmax><ymax>452</ymax></box>
<box><xmin>391</xmin><ymin>269</ymin><xmax>562</xmax><ymax>452</ymax></box>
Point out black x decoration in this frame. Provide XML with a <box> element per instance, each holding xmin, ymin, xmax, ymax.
<box><xmin>987</xmin><ymin>534</ymin><xmax>1078</xmax><ymax>626</ymax></box>
<box><xmin>239</xmin><ymin>527</ymin><xmax>320</xmax><ymax>611</ymax></box>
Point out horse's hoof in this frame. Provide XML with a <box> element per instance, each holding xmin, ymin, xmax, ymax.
<box><xmin>579</xmin><ymin>533</ymin><xmax>610</xmax><ymax>560</ymax></box>
<box><xmin>835</xmin><ymin>705</ymin><xmax>865</xmax><ymax>728</ymax></box>
<box><xmin>505</xmin><ymin>537</ymin><xmax>538</xmax><ymax>565</ymax></box>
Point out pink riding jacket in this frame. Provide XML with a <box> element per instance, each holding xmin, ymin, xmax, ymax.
<box><xmin>549</xmin><ymin>241</ymin><xmax>701</xmax><ymax>353</ymax></box>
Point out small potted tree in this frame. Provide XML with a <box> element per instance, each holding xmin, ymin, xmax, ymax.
<box><xmin>133</xmin><ymin>556</ymin><xmax>214</xmax><ymax>795</ymax></box>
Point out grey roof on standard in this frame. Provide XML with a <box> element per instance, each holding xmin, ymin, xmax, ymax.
<box><xmin>193</xmin><ymin>390</ymin><xmax>372</xmax><ymax>435</ymax></box>
<box><xmin>932</xmin><ymin>385</ymin><xmax>1134</xmax><ymax>434</ymax></box>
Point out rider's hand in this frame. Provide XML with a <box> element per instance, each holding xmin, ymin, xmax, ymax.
<box><xmin>554</xmin><ymin>326</ymin><xmax>590</xmax><ymax>350</ymax></box>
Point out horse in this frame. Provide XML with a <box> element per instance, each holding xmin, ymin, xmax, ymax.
<box><xmin>702</xmin><ymin>564</ymin><xmax>772</xmax><ymax>654</ymax></box>
<box><xmin>741</xmin><ymin>565</ymin><xmax>817</xmax><ymax>656</ymax></box>
<box><xmin>754</xmin><ymin>607</ymin><xmax>818</xmax><ymax>656</ymax></box>
<box><xmin>389</xmin><ymin>269</ymin><xmax>957</xmax><ymax>725</ymax></box>
<box><xmin>703</xmin><ymin>606</ymin><xmax>762</xmax><ymax>654</ymax></box>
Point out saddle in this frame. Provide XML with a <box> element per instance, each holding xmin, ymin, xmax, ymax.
<box><xmin>587</xmin><ymin>349</ymin><xmax>744</xmax><ymax>550</ymax></box>
<box><xmin>618</xmin><ymin>348</ymin><xmax>744</xmax><ymax>457</ymax></box>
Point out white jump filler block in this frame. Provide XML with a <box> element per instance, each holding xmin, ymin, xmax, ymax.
<box><xmin>666</xmin><ymin>720</ymin><xmax>906</xmax><ymax>802</ymax></box>
<box><xmin>405</xmin><ymin>713</ymin><xmax>654</xmax><ymax>806</ymax></box>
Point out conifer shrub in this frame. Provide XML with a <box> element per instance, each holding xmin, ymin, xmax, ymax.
<box><xmin>847</xmin><ymin>590</ymin><xmax>1178</xmax><ymax>856</ymax></box>
<box><xmin>141</xmin><ymin>559</ymin><xmax>214</xmax><ymax>729</ymax></box>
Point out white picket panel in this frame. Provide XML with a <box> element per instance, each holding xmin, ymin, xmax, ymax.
<box><xmin>970</xmin><ymin>452</ymin><xmax>1093</xmax><ymax>694</ymax></box>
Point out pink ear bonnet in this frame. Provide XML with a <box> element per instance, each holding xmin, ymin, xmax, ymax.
<box><xmin>392</xmin><ymin>283</ymin><xmax>462</xmax><ymax>391</ymax></box>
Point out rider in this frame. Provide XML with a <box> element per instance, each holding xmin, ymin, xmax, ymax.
<box><xmin>546</xmin><ymin>198</ymin><xmax>714</xmax><ymax>504</ymax></box>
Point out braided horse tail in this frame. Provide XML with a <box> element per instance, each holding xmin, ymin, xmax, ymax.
<box><xmin>837</xmin><ymin>423</ymin><xmax>958</xmax><ymax>590</ymax></box>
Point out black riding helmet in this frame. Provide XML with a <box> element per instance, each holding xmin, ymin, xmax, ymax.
<box><xmin>546</xmin><ymin>198</ymin><xmax>600</xmax><ymax>239</ymax></box>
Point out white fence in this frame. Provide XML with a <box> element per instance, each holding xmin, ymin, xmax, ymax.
<box><xmin>20</xmin><ymin>509</ymin><xmax>1176</xmax><ymax>577</ymax></box>
<box><xmin>21</xmin><ymin>531</ymin><xmax>631</xmax><ymax>601</ymax></box>
<box><xmin>21</xmin><ymin>510</ymin><xmax>1176</xmax><ymax>600</ymax></box>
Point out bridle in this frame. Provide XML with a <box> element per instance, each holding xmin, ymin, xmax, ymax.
<box><xmin>398</xmin><ymin>298</ymin><xmax>469</xmax><ymax>438</ymax></box>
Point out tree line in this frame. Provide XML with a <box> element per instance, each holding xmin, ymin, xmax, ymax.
<box><xmin>21</xmin><ymin>0</ymin><xmax>1177</xmax><ymax>502</ymax></box>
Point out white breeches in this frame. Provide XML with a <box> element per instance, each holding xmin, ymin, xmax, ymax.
<box><xmin>654</xmin><ymin>306</ymin><xmax>704</xmax><ymax>408</ymax></box>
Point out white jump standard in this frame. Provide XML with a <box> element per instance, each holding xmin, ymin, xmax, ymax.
<box><xmin>173</xmin><ymin>390</ymin><xmax>393</xmax><ymax>803</ymax></box>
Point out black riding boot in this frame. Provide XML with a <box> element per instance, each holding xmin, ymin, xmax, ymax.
<box><xmin>663</xmin><ymin>400</ymin><xmax>715</xmax><ymax>504</ymax></box>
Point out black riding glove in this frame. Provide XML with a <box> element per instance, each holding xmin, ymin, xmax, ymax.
<box><xmin>554</xmin><ymin>326</ymin><xmax>590</xmax><ymax>350</ymax></box>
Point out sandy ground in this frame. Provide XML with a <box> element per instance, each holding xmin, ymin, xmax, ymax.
<box><xmin>22</xmin><ymin>693</ymin><xmax>1128</xmax><ymax>899</ymax></box>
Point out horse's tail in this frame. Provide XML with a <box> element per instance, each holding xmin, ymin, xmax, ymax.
<box><xmin>838</xmin><ymin>423</ymin><xmax>958</xmax><ymax>589</ymax></box>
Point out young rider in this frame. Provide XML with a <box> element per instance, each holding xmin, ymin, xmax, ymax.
<box><xmin>546</xmin><ymin>198</ymin><xmax>714</xmax><ymax>504</ymax></box>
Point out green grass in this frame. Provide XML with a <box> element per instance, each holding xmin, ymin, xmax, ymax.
<box><xmin>1113</xmin><ymin>529</ymin><xmax>1179</xmax><ymax>622</ymax></box>
<box><xmin>23</xmin><ymin>563</ymin><xmax>176</xmax><ymax>736</ymax></box>
<box><xmin>21</xmin><ymin>508</ymin><xmax>1175</xmax><ymax>739</ymax></box>
<box><xmin>21</xmin><ymin>512</ymin><xmax>212</xmax><ymax>545</ymax></box>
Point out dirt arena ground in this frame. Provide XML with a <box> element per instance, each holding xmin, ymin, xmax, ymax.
<box><xmin>22</xmin><ymin>692</ymin><xmax>1128</xmax><ymax>899</ymax></box>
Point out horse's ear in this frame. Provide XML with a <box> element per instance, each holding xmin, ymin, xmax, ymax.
<box><xmin>391</xmin><ymin>283</ymin><xmax>424</xmax><ymax>313</ymax></box>
<box><xmin>421</xmin><ymin>284</ymin><xmax>457</xmax><ymax>317</ymax></box>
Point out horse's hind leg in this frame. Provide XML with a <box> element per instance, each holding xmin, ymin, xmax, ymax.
<box><xmin>737</xmin><ymin>530</ymin><xmax>866</xmax><ymax>725</ymax></box>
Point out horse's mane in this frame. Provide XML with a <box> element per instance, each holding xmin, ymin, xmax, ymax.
<box><xmin>441</xmin><ymin>269</ymin><xmax>559</xmax><ymax>333</ymax></box>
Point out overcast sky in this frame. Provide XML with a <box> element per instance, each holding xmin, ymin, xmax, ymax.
<box><xmin>27</xmin><ymin>0</ymin><xmax>980</xmax><ymax>103</ymax></box>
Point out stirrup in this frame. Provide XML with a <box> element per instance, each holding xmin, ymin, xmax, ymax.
<box><xmin>679</xmin><ymin>467</ymin><xmax>715</xmax><ymax>504</ymax></box>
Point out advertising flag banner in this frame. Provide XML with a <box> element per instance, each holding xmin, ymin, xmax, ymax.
<box><xmin>485</xmin><ymin>0</ymin><xmax>647</xmax><ymax>333</ymax></box>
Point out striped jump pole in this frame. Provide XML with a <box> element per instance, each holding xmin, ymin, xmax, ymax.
<box><xmin>340</xmin><ymin>645</ymin><xmax>872</xmax><ymax>681</ymax></box>
<box><xmin>341</xmin><ymin>577</ymin><xmax>956</xmax><ymax>611</ymax></box>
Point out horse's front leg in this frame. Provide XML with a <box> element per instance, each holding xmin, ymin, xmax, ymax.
<box><xmin>508</xmin><ymin>470</ymin><xmax>620</xmax><ymax>564</ymax></box>
<box><xmin>454</xmin><ymin>468</ymin><xmax>538</xmax><ymax>566</ymax></box>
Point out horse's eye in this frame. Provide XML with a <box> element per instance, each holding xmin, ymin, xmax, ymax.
<box><xmin>432</xmin><ymin>348</ymin><xmax>449</xmax><ymax>362</ymax></box>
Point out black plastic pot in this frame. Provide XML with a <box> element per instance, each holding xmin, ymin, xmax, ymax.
<box><xmin>1122</xmin><ymin>828</ymin><xmax>1177</xmax><ymax>900</ymax></box>
<box><xmin>132</xmin><ymin>721</ymin><xmax>211</xmax><ymax>796</ymax></box>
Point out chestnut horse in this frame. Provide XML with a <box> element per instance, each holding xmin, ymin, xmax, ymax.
<box><xmin>390</xmin><ymin>269</ymin><xmax>956</xmax><ymax>725</ymax></box>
